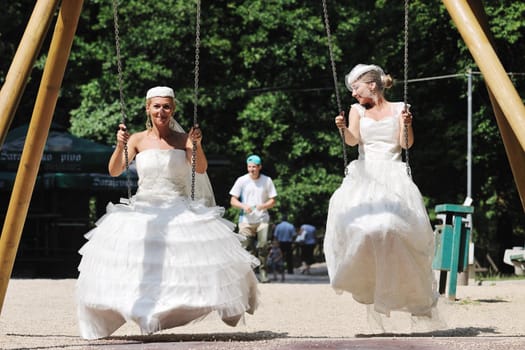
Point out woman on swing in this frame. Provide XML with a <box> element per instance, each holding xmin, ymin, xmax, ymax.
<box><xmin>324</xmin><ymin>64</ymin><xmax>440</xmax><ymax>331</ymax></box>
<box><xmin>76</xmin><ymin>86</ymin><xmax>259</xmax><ymax>339</ymax></box>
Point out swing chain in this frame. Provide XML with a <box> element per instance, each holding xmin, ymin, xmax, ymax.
<box><xmin>322</xmin><ymin>0</ymin><xmax>348</xmax><ymax>175</ymax></box>
<box><xmin>191</xmin><ymin>0</ymin><xmax>202</xmax><ymax>201</ymax></box>
<box><xmin>403</xmin><ymin>0</ymin><xmax>412</xmax><ymax>178</ymax></box>
<box><xmin>112</xmin><ymin>0</ymin><xmax>132</xmax><ymax>200</ymax></box>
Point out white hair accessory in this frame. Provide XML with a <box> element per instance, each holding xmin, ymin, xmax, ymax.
<box><xmin>146</xmin><ymin>86</ymin><xmax>175</xmax><ymax>99</ymax></box>
<box><xmin>345</xmin><ymin>64</ymin><xmax>385</xmax><ymax>91</ymax></box>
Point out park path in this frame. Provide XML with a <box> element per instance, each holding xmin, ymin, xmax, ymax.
<box><xmin>1</xmin><ymin>264</ymin><xmax>524</xmax><ymax>349</ymax></box>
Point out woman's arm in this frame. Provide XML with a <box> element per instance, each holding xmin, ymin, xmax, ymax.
<box><xmin>335</xmin><ymin>107</ymin><xmax>360</xmax><ymax>146</ymax></box>
<box><xmin>108</xmin><ymin>124</ymin><xmax>138</xmax><ymax>176</ymax></box>
<box><xmin>399</xmin><ymin>109</ymin><xmax>414</xmax><ymax>149</ymax></box>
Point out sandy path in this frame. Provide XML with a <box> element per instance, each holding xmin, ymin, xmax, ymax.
<box><xmin>1</xmin><ymin>269</ymin><xmax>525</xmax><ymax>349</ymax></box>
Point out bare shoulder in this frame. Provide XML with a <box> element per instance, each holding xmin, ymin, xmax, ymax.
<box><xmin>127</xmin><ymin>129</ymin><xmax>147</xmax><ymax>151</ymax></box>
<box><xmin>131</xmin><ymin>129</ymin><xmax>148</xmax><ymax>139</ymax></box>
<box><xmin>349</xmin><ymin>105</ymin><xmax>361</xmax><ymax>118</ymax></box>
<box><xmin>390</xmin><ymin>101</ymin><xmax>408</xmax><ymax>117</ymax></box>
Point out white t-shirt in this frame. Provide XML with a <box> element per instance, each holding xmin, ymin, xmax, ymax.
<box><xmin>229</xmin><ymin>173</ymin><xmax>278</xmax><ymax>224</ymax></box>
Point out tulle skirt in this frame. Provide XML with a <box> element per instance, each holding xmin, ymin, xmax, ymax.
<box><xmin>76</xmin><ymin>194</ymin><xmax>260</xmax><ymax>340</ymax></box>
<box><xmin>324</xmin><ymin>159</ymin><xmax>438</xmax><ymax>317</ymax></box>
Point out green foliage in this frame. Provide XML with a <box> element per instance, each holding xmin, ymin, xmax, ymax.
<box><xmin>273</xmin><ymin>166</ymin><xmax>342</xmax><ymax>228</ymax></box>
<box><xmin>486</xmin><ymin>2</ymin><xmax>525</xmax><ymax>44</ymax></box>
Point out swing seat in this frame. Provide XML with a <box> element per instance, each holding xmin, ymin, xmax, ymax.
<box><xmin>503</xmin><ymin>247</ymin><xmax>525</xmax><ymax>276</ymax></box>
<box><xmin>510</xmin><ymin>253</ymin><xmax>525</xmax><ymax>273</ymax></box>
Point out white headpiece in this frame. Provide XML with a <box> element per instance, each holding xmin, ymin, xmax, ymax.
<box><xmin>146</xmin><ymin>86</ymin><xmax>175</xmax><ymax>99</ymax></box>
<box><xmin>345</xmin><ymin>64</ymin><xmax>385</xmax><ymax>91</ymax></box>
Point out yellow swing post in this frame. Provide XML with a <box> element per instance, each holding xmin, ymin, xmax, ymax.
<box><xmin>0</xmin><ymin>0</ymin><xmax>59</xmax><ymax>145</ymax></box>
<box><xmin>442</xmin><ymin>0</ymin><xmax>525</xmax><ymax>211</ymax></box>
<box><xmin>0</xmin><ymin>0</ymin><xmax>84</xmax><ymax>314</ymax></box>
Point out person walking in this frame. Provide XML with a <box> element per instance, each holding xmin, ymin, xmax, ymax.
<box><xmin>273</xmin><ymin>215</ymin><xmax>296</xmax><ymax>274</ymax></box>
<box><xmin>296</xmin><ymin>224</ymin><xmax>317</xmax><ymax>275</ymax></box>
<box><xmin>230</xmin><ymin>154</ymin><xmax>277</xmax><ymax>283</ymax></box>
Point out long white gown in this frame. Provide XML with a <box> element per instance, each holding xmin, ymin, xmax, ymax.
<box><xmin>324</xmin><ymin>102</ymin><xmax>438</xmax><ymax>319</ymax></box>
<box><xmin>76</xmin><ymin>149</ymin><xmax>259</xmax><ymax>339</ymax></box>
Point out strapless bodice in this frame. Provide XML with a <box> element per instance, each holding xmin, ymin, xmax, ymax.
<box><xmin>135</xmin><ymin>149</ymin><xmax>189</xmax><ymax>197</ymax></box>
<box><xmin>355</xmin><ymin>102</ymin><xmax>405</xmax><ymax>161</ymax></box>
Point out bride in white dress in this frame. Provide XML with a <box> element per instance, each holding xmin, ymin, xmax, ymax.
<box><xmin>324</xmin><ymin>64</ymin><xmax>439</xmax><ymax>330</ymax></box>
<box><xmin>76</xmin><ymin>86</ymin><xmax>259</xmax><ymax>340</ymax></box>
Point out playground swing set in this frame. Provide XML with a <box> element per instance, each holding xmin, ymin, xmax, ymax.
<box><xmin>0</xmin><ymin>0</ymin><xmax>524</xmax><ymax>315</ymax></box>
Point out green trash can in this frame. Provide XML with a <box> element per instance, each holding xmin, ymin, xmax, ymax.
<box><xmin>432</xmin><ymin>203</ymin><xmax>474</xmax><ymax>300</ymax></box>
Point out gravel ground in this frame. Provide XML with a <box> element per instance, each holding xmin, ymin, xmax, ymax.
<box><xmin>1</xmin><ymin>264</ymin><xmax>525</xmax><ymax>350</ymax></box>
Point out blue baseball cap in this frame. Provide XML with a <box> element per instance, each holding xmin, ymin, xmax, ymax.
<box><xmin>246</xmin><ymin>154</ymin><xmax>262</xmax><ymax>165</ymax></box>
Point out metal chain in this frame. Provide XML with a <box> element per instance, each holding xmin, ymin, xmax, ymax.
<box><xmin>191</xmin><ymin>0</ymin><xmax>201</xmax><ymax>201</ymax></box>
<box><xmin>403</xmin><ymin>0</ymin><xmax>412</xmax><ymax>178</ymax></box>
<box><xmin>112</xmin><ymin>0</ymin><xmax>132</xmax><ymax>200</ymax></box>
<box><xmin>322</xmin><ymin>0</ymin><xmax>348</xmax><ymax>175</ymax></box>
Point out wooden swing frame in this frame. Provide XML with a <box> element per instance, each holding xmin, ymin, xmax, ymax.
<box><xmin>0</xmin><ymin>0</ymin><xmax>524</xmax><ymax>315</ymax></box>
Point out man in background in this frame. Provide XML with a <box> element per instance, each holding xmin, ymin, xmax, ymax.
<box><xmin>230</xmin><ymin>154</ymin><xmax>277</xmax><ymax>283</ymax></box>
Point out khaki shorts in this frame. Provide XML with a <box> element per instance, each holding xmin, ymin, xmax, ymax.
<box><xmin>239</xmin><ymin>222</ymin><xmax>270</xmax><ymax>249</ymax></box>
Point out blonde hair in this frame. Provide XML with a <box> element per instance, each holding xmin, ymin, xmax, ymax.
<box><xmin>359</xmin><ymin>70</ymin><xmax>393</xmax><ymax>92</ymax></box>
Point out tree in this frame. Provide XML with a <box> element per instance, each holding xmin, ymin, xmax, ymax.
<box><xmin>2</xmin><ymin>0</ymin><xmax>524</xmax><ymax>270</ymax></box>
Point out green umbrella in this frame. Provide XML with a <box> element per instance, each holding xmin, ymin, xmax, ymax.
<box><xmin>0</xmin><ymin>171</ymin><xmax>137</xmax><ymax>192</ymax></box>
<box><xmin>0</xmin><ymin>124</ymin><xmax>114</xmax><ymax>173</ymax></box>
<box><xmin>41</xmin><ymin>172</ymin><xmax>137</xmax><ymax>191</ymax></box>
<box><xmin>0</xmin><ymin>124</ymin><xmax>137</xmax><ymax>192</ymax></box>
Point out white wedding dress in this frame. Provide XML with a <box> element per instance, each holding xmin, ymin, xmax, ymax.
<box><xmin>76</xmin><ymin>149</ymin><xmax>259</xmax><ymax>339</ymax></box>
<box><xmin>324</xmin><ymin>102</ymin><xmax>438</xmax><ymax>319</ymax></box>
